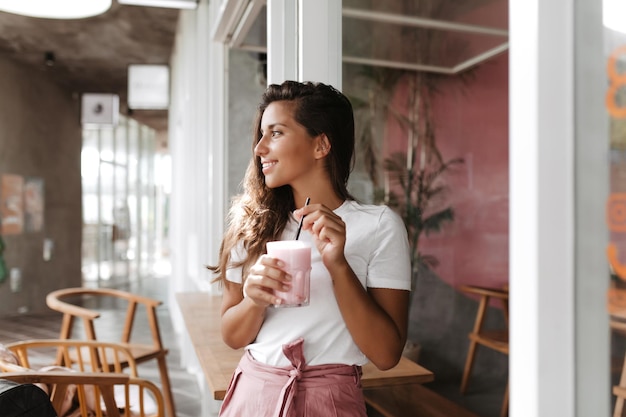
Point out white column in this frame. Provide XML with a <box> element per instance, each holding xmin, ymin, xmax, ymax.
<box><xmin>510</xmin><ymin>0</ymin><xmax>608</xmax><ymax>415</ymax></box>
<box><xmin>266</xmin><ymin>0</ymin><xmax>342</xmax><ymax>88</ymax></box>
<box><xmin>169</xmin><ymin>9</ymin><xmax>198</xmax><ymax>304</ymax></box>
<box><xmin>573</xmin><ymin>0</ymin><xmax>610</xmax><ymax>415</ymax></box>
<box><xmin>267</xmin><ymin>0</ymin><xmax>298</xmax><ymax>85</ymax></box>
<box><xmin>297</xmin><ymin>0</ymin><xmax>342</xmax><ymax>89</ymax></box>
<box><xmin>206</xmin><ymin>0</ymin><xmax>227</xmax><ymax>294</ymax></box>
<box><xmin>509</xmin><ymin>0</ymin><xmax>574</xmax><ymax>416</ymax></box>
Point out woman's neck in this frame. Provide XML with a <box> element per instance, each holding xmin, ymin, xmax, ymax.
<box><xmin>291</xmin><ymin>165</ymin><xmax>344</xmax><ymax>209</ymax></box>
<box><xmin>292</xmin><ymin>190</ymin><xmax>343</xmax><ymax>210</ymax></box>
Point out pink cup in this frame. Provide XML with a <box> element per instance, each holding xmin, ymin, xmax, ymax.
<box><xmin>266</xmin><ymin>240</ymin><xmax>311</xmax><ymax>307</ymax></box>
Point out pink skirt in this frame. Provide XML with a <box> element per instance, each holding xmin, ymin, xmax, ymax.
<box><xmin>218</xmin><ymin>338</ymin><xmax>367</xmax><ymax>417</ymax></box>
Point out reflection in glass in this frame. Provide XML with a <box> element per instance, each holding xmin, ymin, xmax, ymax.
<box><xmin>605</xmin><ymin>0</ymin><xmax>626</xmax><ymax>412</ymax></box>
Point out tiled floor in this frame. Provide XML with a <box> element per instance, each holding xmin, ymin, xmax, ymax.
<box><xmin>0</xmin><ymin>275</ymin><xmax>506</xmax><ymax>417</ymax></box>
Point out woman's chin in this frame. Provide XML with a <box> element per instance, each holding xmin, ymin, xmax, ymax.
<box><xmin>263</xmin><ymin>178</ymin><xmax>282</xmax><ymax>189</ymax></box>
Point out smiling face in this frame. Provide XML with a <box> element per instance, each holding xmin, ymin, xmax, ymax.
<box><xmin>255</xmin><ymin>100</ymin><xmax>324</xmax><ymax>190</ymax></box>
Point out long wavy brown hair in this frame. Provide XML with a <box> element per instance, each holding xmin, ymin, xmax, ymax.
<box><xmin>209</xmin><ymin>81</ymin><xmax>356</xmax><ymax>285</ymax></box>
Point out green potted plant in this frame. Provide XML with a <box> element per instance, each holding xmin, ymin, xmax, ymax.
<box><xmin>356</xmin><ymin>68</ymin><xmax>464</xmax><ymax>290</ymax></box>
<box><xmin>346</xmin><ymin>0</ymin><xmax>475</xmax><ymax>362</ymax></box>
<box><xmin>383</xmin><ymin>150</ymin><xmax>463</xmax><ymax>291</ymax></box>
<box><xmin>381</xmin><ymin>72</ymin><xmax>464</xmax><ymax>364</ymax></box>
<box><xmin>349</xmin><ymin>67</ymin><xmax>465</xmax><ymax>363</ymax></box>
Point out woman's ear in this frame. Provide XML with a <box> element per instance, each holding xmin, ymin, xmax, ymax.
<box><xmin>315</xmin><ymin>134</ymin><xmax>331</xmax><ymax>159</ymax></box>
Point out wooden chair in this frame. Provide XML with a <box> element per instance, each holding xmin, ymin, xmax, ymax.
<box><xmin>612</xmin><ymin>313</ymin><xmax>626</xmax><ymax>417</ymax></box>
<box><xmin>459</xmin><ymin>284</ymin><xmax>509</xmax><ymax>417</ymax></box>
<box><xmin>1</xmin><ymin>372</ymin><xmax>164</xmax><ymax>417</ymax></box>
<box><xmin>46</xmin><ymin>288</ymin><xmax>176</xmax><ymax>417</ymax></box>
<box><xmin>3</xmin><ymin>339</ymin><xmax>138</xmax><ymax>375</ymax></box>
<box><xmin>0</xmin><ymin>339</ymin><xmax>165</xmax><ymax>417</ymax></box>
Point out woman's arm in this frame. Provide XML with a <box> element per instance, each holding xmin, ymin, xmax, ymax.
<box><xmin>328</xmin><ymin>262</ymin><xmax>409</xmax><ymax>370</ymax></box>
<box><xmin>220</xmin><ymin>255</ymin><xmax>292</xmax><ymax>349</ymax></box>
<box><xmin>296</xmin><ymin>203</ymin><xmax>410</xmax><ymax>370</ymax></box>
<box><xmin>220</xmin><ymin>282</ymin><xmax>265</xmax><ymax>349</ymax></box>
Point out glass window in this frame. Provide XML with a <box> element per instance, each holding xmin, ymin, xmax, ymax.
<box><xmin>605</xmin><ymin>2</ymin><xmax>626</xmax><ymax>413</ymax></box>
<box><xmin>224</xmin><ymin>1</ymin><xmax>509</xmax><ymax>415</ymax></box>
<box><xmin>81</xmin><ymin>115</ymin><xmax>164</xmax><ymax>286</ymax></box>
<box><xmin>342</xmin><ymin>3</ymin><xmax>509</xmax><ymax>416</ymax></box>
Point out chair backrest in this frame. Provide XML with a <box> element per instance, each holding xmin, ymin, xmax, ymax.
<box><xmin>46</xmin><ymin>287</ymin><xmax>164</xmax><ymax>350</ymax></box>
<box><xmin>460</xmin><ymin>284</ymin><xmax>509</xmax><ymax>324</ymax></box>
<box><xmin>0</xmin><ymin>371</ymin><xmax>165</xmax><ymax>417</ymax></box>
<box><xmin>459</xmin><ymin>284</ymin><xmax>509</xmax><ymax>353</ymax></box>
<box><xmin>4</xmin><ymin>339</ymin><xmax>140</xmax><ymax>376</ymax></box>
<box><xmin>46</xmin><ymin>289</ymin><xmax>177</xmax><ymax>417</ymax></box>
<box><xmin>0</xmin><ymin>339</ymin><xmax>164</xmax><ymax>417</ymax></box>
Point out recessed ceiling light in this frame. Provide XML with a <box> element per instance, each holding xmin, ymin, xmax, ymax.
<box><xmin>118</xmin><ymin>0</ymin><xmax>197</xmax><ymax>9</ymax></box>
<box><xmin>0</xmin><ymin>0</ymin><xmax>112</xmax><ymax>19</ymax></box>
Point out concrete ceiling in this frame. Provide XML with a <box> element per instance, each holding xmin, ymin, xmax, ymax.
<box><xmin>0</xmin><ymin>2</ymin><xmax>179</xmax><ymax>132</ymax></box>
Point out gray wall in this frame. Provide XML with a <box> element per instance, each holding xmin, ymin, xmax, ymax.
<box><xmin>0</xmin><ymin>57</ymin><xmax>82</xmax><ymax>317</ymax></box>
<box><xmin>227</xmin><ymin>50</ymin><xmax>266</xmax><ymax>197</ymax></box>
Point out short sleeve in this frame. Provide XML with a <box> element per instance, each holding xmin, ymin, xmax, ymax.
<box><xmin>225</xmin><ymin>241</ymin><xmax>246</xmax><ymax>284</ymax></box>
<box><xmin>366</xmin><ymin>207</ymin><xmax>411</xmax><ymax>291</ymax></box>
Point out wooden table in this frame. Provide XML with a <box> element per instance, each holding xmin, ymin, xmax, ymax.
<box><xmin>175</xmin><ymin>292</ymin><xmax>434</xmax><ymax>400</ymax></box>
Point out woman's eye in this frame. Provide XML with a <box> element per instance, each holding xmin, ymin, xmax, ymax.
<box><xmin>271</xmin><ymin>131</ymin><xmax>282</xmax><ymax>137</ymax></box>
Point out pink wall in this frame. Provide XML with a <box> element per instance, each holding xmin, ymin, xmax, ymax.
<box><xmin>385</xmin><ymin>53</ymin><xmax>509</xmax><ymax>289</ymax></box>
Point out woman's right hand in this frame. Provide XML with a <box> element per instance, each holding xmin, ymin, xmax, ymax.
<box><xmin>220</xmin><ymin>255</ymin><xmax>290</xmax><ymax>348</ymax></box>
<box><xmin>243</xmin><ymin>255</ymin><xmax>291</xmax><ymax>307</ymax></box>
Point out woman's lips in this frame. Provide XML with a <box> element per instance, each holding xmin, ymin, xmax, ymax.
<box><xmin>261</xmin><ymin>161</ymin><xmax>277</xmax><ymax>172</ymax></box>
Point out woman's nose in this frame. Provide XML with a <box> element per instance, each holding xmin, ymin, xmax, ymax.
<box><xmin>254</xmin><ymin>135</ymin><xmax>267</xmax><ymax>156</ymax></box>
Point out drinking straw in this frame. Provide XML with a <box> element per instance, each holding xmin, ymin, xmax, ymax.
<box><xmin>294</xmin><ymin>197</ymin><xmax>311</xmax><ymax>240</ymax></box>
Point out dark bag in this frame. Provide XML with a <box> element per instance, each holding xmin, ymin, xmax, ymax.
<box><xmin>0</xmin><ymin>378</ymin><xmax>57</xmax><ymax>417</ymax></box>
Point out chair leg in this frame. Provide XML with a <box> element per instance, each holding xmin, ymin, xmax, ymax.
<box><xmin>614</xmin><ymin>351</ymin><xmax>626</xmax><ymax>417</ymax></box>
<box><xmin>157</xmin><ymin>355</ymin><xmax>177</xmax><ymax>417</ymax></box>
<box><xmin>460</xmin><ymin>340</ymin><xmax>478</xmax><ymax>394</ymax></box>
<box><xmin>500</xmin><ymin>380</ymin><xmax>509</xmax><ymax>417</ymax></box>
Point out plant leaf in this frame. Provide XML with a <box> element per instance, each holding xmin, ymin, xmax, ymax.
<box><xmin>423</xmin><ymin>208</ymin><xmax>454</xmax><ymax>235</ymax></box>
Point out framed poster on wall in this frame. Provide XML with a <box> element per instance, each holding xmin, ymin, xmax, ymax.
<box><xmin>24</xmin><ymin>177</ymin><xmax>44</xmax><ymax>232</ymax></box>
<box><xmin>1</xmin><ymin>174</ymin><xmax>24</xmax><ymax>235</ymax></box>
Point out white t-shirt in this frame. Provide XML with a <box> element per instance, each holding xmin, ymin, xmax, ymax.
<box><xmin>225</xmin><ymin>200</ymin><xmax>411</xmax><ymax>367</ymax></box>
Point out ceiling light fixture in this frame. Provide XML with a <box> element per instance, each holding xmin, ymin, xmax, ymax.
<box><xmin>0</xmin><ymin>0</ymin><xmax>112</xmax><ymax>19</ymax></box>
<box><xmin>127</xmin><ymin>65</ymin><xmax>170</xmax><ymax>110</ymax></box>
<box><xmin>118</xmin><ymin>0</ymin><xmax>198</xmax><ymax>10</ymax></box>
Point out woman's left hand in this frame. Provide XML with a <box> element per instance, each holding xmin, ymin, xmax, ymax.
<box><xmin>294</xmin><ymin>203</ymin><xmax>347</xmax><ymax>267</ymax></box>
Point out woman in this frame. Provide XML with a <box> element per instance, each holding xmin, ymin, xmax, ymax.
<box><xmin>210</xmin><ymin>81</ymin><xmax>411</xmax><ymax>417</ymax></box>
